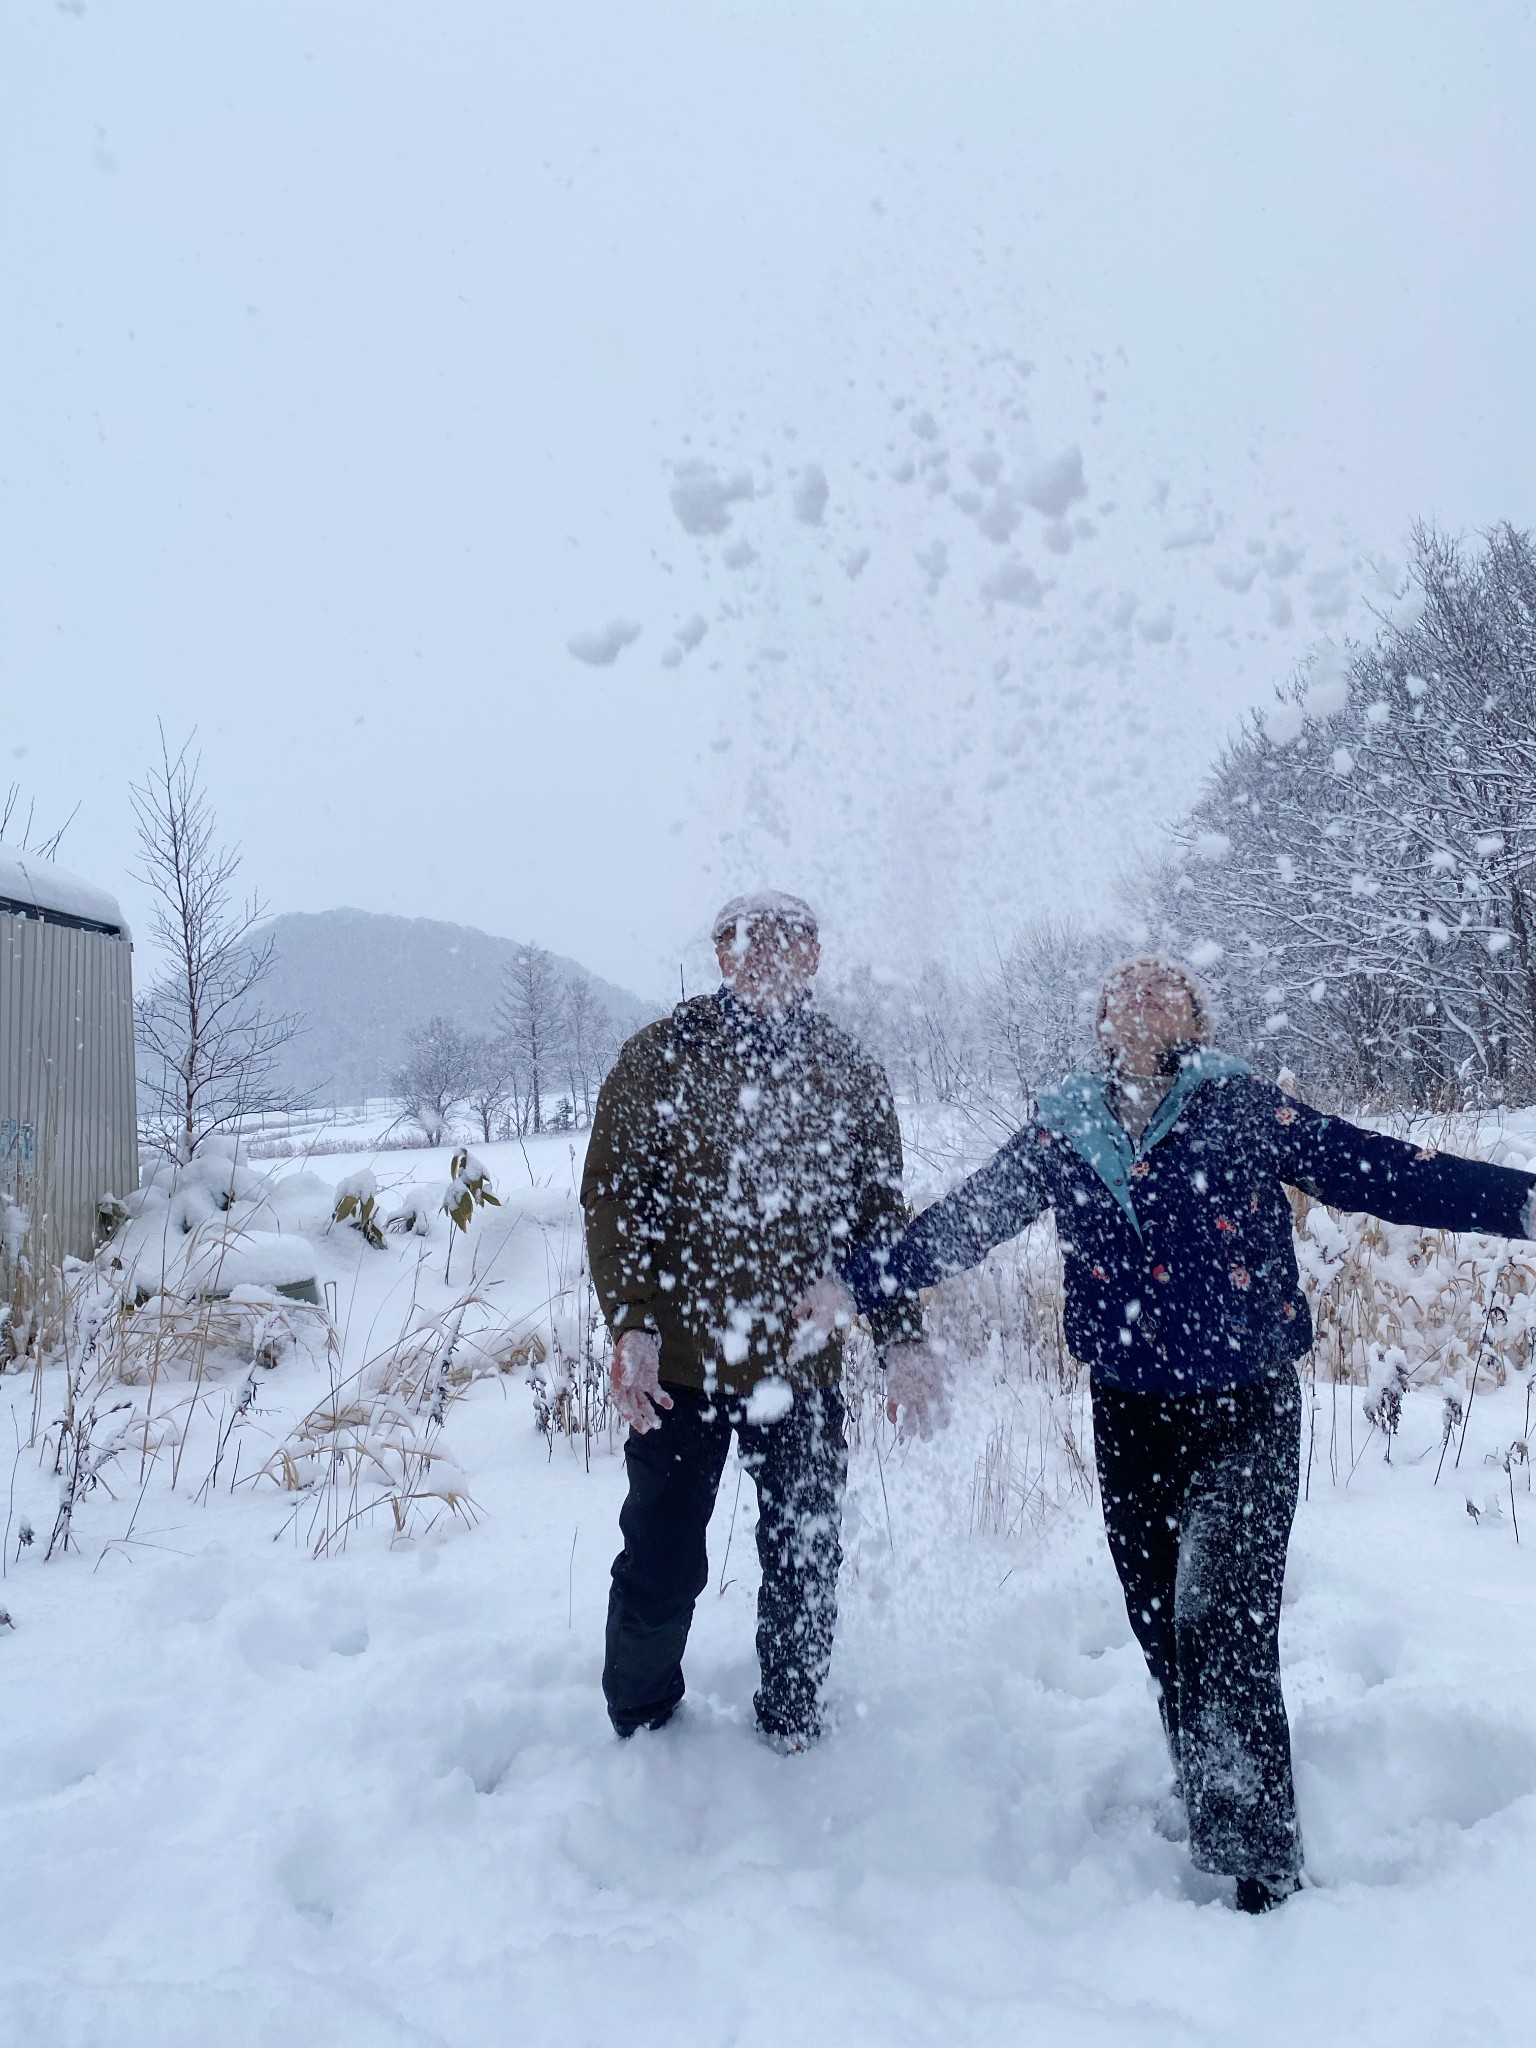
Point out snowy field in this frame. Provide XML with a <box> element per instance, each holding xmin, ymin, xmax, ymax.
<box><xmin>5</xmin><ymin>1130</ymin><xmax>1536</xmax><ymax>2046</ymax></box>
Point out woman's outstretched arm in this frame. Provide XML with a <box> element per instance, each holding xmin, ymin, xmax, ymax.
<box><xmin>840</xmin><ymin>1129</ymin><xmax>1052</xmax><ymax>1315</ymax></box>
<box><xmin>1268</xmin><ymin>1087</ymin><xmax>1536</xmax><ymax>1239</ymax></box>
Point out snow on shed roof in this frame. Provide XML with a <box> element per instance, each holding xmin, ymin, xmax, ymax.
<box><xmin>0</xmin><ymin>842</ymin><xmax>129</xmax><ymax>938</ymax></box>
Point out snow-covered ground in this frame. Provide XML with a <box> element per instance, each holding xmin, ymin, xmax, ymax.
<box><xmin>5</xmin><ymin>1130</ymin><xmax>1536</xmax><ymax>2046</ymax></box>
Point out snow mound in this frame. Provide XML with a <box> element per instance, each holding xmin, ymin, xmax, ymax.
<box><xmin>180</xmin><ymin>1231</ymin><xmax>319</xmax><ymax>1298</ymax></box>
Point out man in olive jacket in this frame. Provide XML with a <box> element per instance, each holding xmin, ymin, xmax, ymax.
<box><xmin>582</xmin><ymin>891</ymin><xmax>928</xmax><ymax>1746</ymax></box>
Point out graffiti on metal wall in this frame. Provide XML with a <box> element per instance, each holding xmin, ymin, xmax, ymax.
<box><xmin>1</xmin><ymin>1119</ymin><xmax>37</xmax><ymax>1188</ymax></box>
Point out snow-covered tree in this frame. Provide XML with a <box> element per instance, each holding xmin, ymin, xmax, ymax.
<box><xmin>394</xmin><ymin>1017</ymin><xmax>477</xmax><ymax>1144</ymax></box>
<box><xmin>1142</xmin><ymin>524</ymin><xmax>1536</xmax><ymax>1106</ymax></box>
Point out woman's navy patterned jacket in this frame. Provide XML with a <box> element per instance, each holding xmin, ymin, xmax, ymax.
<box><xmin>840</xmin><ymin>1052</ymin><xmax>1536</xmax><ymax>1395</ymax></box>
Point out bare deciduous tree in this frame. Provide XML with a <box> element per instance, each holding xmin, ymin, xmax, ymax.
<box><xmin>820</xmin><ymin>922</ymin><xmax>1122</xmax><ymax>1135</ymax></box>
<box><xmin>976</xmin><ymin>916</ymin><xmax>1122</xmax><ymax>1103</ymax></box>
<box><xmin>495</xmin><ymin>943</ymin><xmax>568</xmax><ymax>1135</ymax></box>
<box><xmin>132</xmin><ymin>731</ymin><xmax>304</xmax><ymax>1159</ymax></box>
<box><xmin>464</xmin><ymin>1032</ymin><xmax>519</xmax><ymax>1143</ymax></box>
<box><xmin>393</xmin><ymin>1017</ymin><xmax>477</xmax><ymax>1145</ymax></box>
<box><xmin>561</xmin><ymin>970</ymin><xmax>618</xmax><ymax>1126</ymax></box>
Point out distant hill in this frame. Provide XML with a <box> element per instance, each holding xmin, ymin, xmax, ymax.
<box><xmin>252</xmin><ymin>908</ymin><xmax>655</xmax><ymax>1106</ymax></box>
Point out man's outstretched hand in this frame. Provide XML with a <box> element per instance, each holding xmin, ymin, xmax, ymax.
<box><xmin>611</xmin><ymin>1330</ymin><xmax>673</xmax><ymax>1434</ymax></box>
<box><xmin>882</xmin><ymin>1340</ymin><xmax>953</xmax><ymax>1440</ymax></box>
<box><xmin>789</xmin><ymin>1274</ymin><xmax>859</xmax><ymax>1363</ymax></box>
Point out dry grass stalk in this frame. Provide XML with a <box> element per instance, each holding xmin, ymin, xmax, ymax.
<box><xmin>251</xmin><ymin>1290</ymin><xmax>544</xmax><ymax>1554</ymax></box>
<box><xmin>524</xmin><ymin>1217</ymin><xmax>616</xmax><ymax>1463</ymax></box>
<box><xmin>919</xmin><ymin>1219</ymin><xmax>1097</xmax><ymax>1540</ymax></box>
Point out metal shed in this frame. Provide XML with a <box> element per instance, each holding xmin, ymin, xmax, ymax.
<box><xmin>1</xmin><ymin>845</ymin><xmax>138</xmax><ymax>1284</ymax></box>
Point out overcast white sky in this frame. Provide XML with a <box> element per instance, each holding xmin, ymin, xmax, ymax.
<box><xmin>4</xmin><ymin>0</ymin><xmax>1533</xmax><ymax>998</ymax></box>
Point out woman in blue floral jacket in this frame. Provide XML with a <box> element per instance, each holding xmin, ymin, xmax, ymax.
<box><xmin>806</xmin><ymin>957</ymin><xmax>1536</xmax><ymax>1912</ymax></box>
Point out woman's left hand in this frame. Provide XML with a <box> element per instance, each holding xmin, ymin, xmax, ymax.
<box><xmin>789</xmin><ymin>1274</ymin><xmax>858</xmax><ymax>1361</ymax></box>
<box><xmin>882</xmin><ymin>1339</ymin><xmax>953</xmax><ymax>1439</ymax></box>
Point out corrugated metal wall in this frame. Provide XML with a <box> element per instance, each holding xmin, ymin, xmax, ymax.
<box><xmin>1</xmin><ymin>913</ymin><xmax>138</xmax><ymax>1276</ymax></box>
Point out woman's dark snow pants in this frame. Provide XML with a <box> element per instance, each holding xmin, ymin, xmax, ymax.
<box><xmin>603</xmin><ymin>1383</ymin><xmax>848</xmax><ymax>1741</ymax></box>
<box><xmin>1092</xmin><ymin>1371</ymin><xmax>1304</xmax><ymax>1880</ymax></box>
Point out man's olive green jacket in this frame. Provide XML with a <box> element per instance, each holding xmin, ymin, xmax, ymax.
<box><xmin>581</xmin><ymin>989</ymin><xmax>919</xmax><ymax>1396</ymax></box>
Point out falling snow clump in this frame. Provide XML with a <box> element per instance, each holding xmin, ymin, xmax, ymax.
<box><xmin>669</xmin><ymin>459</ymin><xmax>755</xmax><ymax>536</ymax></box>
<box><xmin>566</xmin><ymin>618</ymin><xmax>642</xmax><ymax>666</ymax></box>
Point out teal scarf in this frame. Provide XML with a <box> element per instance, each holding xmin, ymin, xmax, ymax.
<box><xmin>1034</xmin><ymin>1049</ymin><xmax>1252</xmax><ymax>1232</ymax></box>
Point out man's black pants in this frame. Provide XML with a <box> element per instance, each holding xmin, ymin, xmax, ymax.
<box><xmin>1092</xmin><ymin>1371</ymin><xmax>1304</xmax><ymax>1880</ymax></box>
<box><xmin>604</xmin><ymin>1382</ymin><xmax>848</xmax><ymax>1740</ymax></box>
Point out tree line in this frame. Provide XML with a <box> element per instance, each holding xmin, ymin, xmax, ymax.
<box><xmin>392</xmin><ymin>945</ymin><xmax>628</xmax><ymax>1145</ymax></box>
<box><xmin>818</xmin><ymin>918</ymin><xmax>1123</xmax><ymax>1135</ymax></box>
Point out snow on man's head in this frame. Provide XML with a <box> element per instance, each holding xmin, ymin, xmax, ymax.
<box><xmin>710</xmin><ymin>892</ymin><xmax>819</xmax><ymax>944</ymax></box>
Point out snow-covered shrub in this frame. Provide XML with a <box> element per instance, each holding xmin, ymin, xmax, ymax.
<box><xmin>442</xmin><ymin>1149</ymin><xmax>500</xmax><ymax>1282</ymax></box>
<box><xmin>331</xmin><ymin>1169</ymin><xmax>385</xmax><ymax>1250</ymax></box>
<box><xmin>528</xmin><ymin>1294</ymin><xmax>612</xmax><ymax>1451</ymax></box>
<box><xmin>1283</xmin><ymin>1121</ymin><xmax>1536</xmax><ymax>1482</ymax></box>
<box><xmin>9</xmin><ymin>1137</ymin><xmax>559</xmax><ymax>1558</ymax></box>
<box><xmin>529</xmin><ymin>1320</ymin><xmax>610</xmax><ymax>1451</ymax></box>
<box><xmin>1362</xmin><ymin>1347</ymin><xmax>1411</xmax><ymax>1462</ymax></box>
<box><xmin>105</xmin><ymin>1142</ymin><xmax>322</xmax><ymax>1304</ymax></box>
<box><xmin>379</xmin><ymin>1155</ymin><xmax>503</xmax><ymax>1281</ymax></box>
<box><xmin>8</xmin><ymin>1145</ymin><xmax>351</xmax><ymax>1552</ymax></box>
<box><xmin>385</xmin><ymin>1186</ymin><xmax>438</xmax><ymax>1237</ymax></box>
